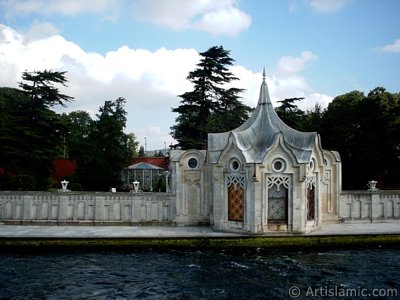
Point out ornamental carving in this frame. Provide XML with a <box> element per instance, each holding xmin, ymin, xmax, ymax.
<box><xmin>267</xmin><ymin>175</ymin><xmax>290</xmax><ymax>192</ymax></box>
<box><xmin>306</xmin><ymin>174</ymin><xmax>316</xmax><ymax>189</ymax></box>
<box><xmin>226</xmin><ymin>175</ymin><xmax>246</xmax><ymax>190</ymax></box>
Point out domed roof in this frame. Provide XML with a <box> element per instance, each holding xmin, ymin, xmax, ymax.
<box><xmin>208</xmin><ymin>72</ymin><xmax>316</xmax><ymax>164</ymax></box>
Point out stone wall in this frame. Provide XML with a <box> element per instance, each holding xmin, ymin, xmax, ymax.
<box><xmin>0</xmin><ymin>192</ymin><xmax>176</xmax><ymax>225</ymax></box>
<box><xmin>339</xmin><ymin>190</ymin><xmax>400</xmax><ymax>222</ymax></box>
<box><xmin>170</xmin><ymin>150</ymin><xmax>210</xmax><ymax>226</ymax></box>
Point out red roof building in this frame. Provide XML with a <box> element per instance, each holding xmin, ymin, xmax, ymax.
<box><xmin>126</xmin><ymin>157</ymin><xmax>169</xmax><ymax>170</ymax></box>
<box><xmin>52</xmin><ymin>159</ymin><xmax>77</xmax><ymax>181</ymax></box>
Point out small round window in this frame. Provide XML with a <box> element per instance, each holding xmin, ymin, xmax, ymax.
<box><xmin>188</xmin><ymin>157</ymin><xmax>198</xmax><ymax>169</ymax></box>
<box><xmin>309</xmin><ymin>159</ymin><xmax>315</xmax><ymax>172</ymax></box>
<box><xmin>272</xmin><ymin>158</ymin><xmax>286</xmax><ymax>173</ymax></box>
<box><xmin>230</xmin><ymin>159</ymin><xmax>241</xmax><ymax>172</ymax></box>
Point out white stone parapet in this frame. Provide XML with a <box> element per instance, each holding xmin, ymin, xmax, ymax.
<box><xmin>0</xmin><ymin>192</ymin><xmax>176</xmax><ymax>225</ymax></box>
<box><xmin>339</xmin><ymin>190</ymin><xmax>400</xmax><ymax>222</ymax></box>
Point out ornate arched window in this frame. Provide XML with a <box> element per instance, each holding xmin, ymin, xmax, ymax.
<box><xmin>306</xmin><ymin>159</ymin><xmax>317</xmax><ymax>221</ymax></box>
<box><xmin>226</xmin><ymin>175</ymin><xmax>246</xmax><ymax>222</ymax></box>
<box><xmin>267</xmin><ymin>175</ymin><xmax>290</xmax><ymax>224</ymax></box>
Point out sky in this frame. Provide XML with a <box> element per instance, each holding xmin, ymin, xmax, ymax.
<box><xmin>0</xmin><ymin>0</ymin><xmax>399</xmax><ymax>151</ymax></box>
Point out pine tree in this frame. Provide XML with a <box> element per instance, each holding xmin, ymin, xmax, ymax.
<box><xmin>19</xmin><ymin>70</ymin><xmax>73</xmax><ymax>107</ymax></box>
<box><xmin>171</xmin><ymin>46</ymin><xmax>251</xmax><ymax>149</ymax></box>
<box><xmin>275</xmin><ymin>97</ymin><xmax>305</xmax><ymax>130</ymax></box>
<box><xmin>0</xmin><ymin>70</ymin><xmax>73</xmax><ymax>190</ymax></box>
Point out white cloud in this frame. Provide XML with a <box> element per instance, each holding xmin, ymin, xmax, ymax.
<box><xmin>0</xmin><ymin>24</ymin><xmax>199</xmax><ymax>149</ymax></box>
<box><xmin>275</xmin><ymin>51</ymin><xmax>318</xmax><ymax>77</ymax></box>
<box><xmin>1</xmin><ymin>0</ymin><xmax>250</xmax><ymax>36</ymax></box>
<box><xmin>380</xmin><ymin>39</ymin><xmax>400</xmax><ymax>53</ymax></box>
<box><xmin>131</xmin><ymin>0</ymin><xmax>251</xmax><ymax>36</ymax></box>
<box><xmin>194</xmin><ymin>6</ymin><xmax>251</xmax><ymax>36</ymax></box>
<box><xmin>264</xmin><ymin>51</ymin><xmax>321</xmax><ymax>106</ymax></box>
<box><xmin>0</xmin><ymin>24</ymin><xmax>332</xmax><ymax>150</ymax></box>
<box><xmin>302</xmin><ymin>93</ymin><xmax>333</xmax><ymax>110</ymax></box>
<box><xmin>23</xmin><ymin>20</ymin><xmax>59</xmax><ymax>43</ymax></box>
<box><xmin>306</xmin><ymin>0</ymin><xmax>352</xmax><ymax>13</ymax></box>
<box><xmin>0</xmin><ymin>0</ymin><xmax>121</xmax><ymax>16</ymax></box>
<box><xmin>229</xmin><ymin>66</ymin><xmax>261</xmax><ymax>107</ymax></box>
<box><xmin>231</xmin><ymin>51</ymin><xmax>332</xmax><ymax>111</ymax></box>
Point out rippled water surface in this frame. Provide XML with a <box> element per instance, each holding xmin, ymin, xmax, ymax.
<box><xmin>0</xmin><ymin>247</ymin><xmax>399</xmax><ymax>299</ymax></box>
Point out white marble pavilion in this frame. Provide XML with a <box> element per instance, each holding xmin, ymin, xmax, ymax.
<box><xmin>170</xmin><ymin>72</ymin><xmax>341</xmax><ymax>233</ymax></box>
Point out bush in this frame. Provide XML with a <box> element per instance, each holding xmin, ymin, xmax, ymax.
<box><xmin>15</xmin><ymin>173</ymin><xmax>36</xmax><ymax>190</ymax></box>
<box><xmin>69</xmin><ymin>182</ymin><xmax>83</xmax><ymax>191</ymax></box>
<box><xmin>0</xmin><ymin>173</ymin><xmax>13</xmax><ymax>190</ymax></box>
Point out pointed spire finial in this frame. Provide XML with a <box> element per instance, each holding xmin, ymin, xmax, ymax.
<box><xmin>258</xmin><ymin>66</ymin><xmax>271</xmax><ymax>105</ymax></box>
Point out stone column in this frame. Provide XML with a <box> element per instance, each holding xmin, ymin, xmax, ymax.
<box><xmin>22</xmin><ymin>194</ymin><xmax>33</xmax><ymax>221</ymax></box>
<box><xmin>58</xmin><ymin>193</ymin><xmax>69</xmax><ymax>222</ymax></box>
<box><xmin>370</xmin><ymin>191</ymin><xmax>382</xmax><ymax>221</ymax></box>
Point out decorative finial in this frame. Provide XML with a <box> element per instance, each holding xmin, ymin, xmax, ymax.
<box><xmin>262</xmin><ymin>67</ymin><xmax>266</xmax><ymax>81</ymax></box>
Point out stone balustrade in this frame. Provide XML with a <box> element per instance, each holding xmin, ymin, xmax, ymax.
<box><xmin>339</xmin><ymin>190</ymin><xmax>400</xmax><ymax>222</ymax></box>
<box><xmin>0</xmin><ymin>192</ymin><xmax>176</xmax><ymax>225</ymax></box>
<box><xmin>2</xmin><ymin>190</ymin><xmax>400</xmax><ymax>226</ymax></box>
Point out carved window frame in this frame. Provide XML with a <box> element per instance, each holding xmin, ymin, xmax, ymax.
<box><xmin>226</xmin><ymin>175</ymin><xmax>246</xmax><ymax>223</ymax></box>
<box><xmin>306</xmin><ymin>161</ymin><xmax>317</xmax><ymax>221</ymax></box>
<box><xmin>266</xmin><ymin>175</ymin><xmax>290</xmax><ymax>224</ymax></box>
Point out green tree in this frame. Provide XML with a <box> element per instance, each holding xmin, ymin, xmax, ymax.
<box><xmin>138</xmin><ymin>146</ymin><xmax>146</xmax><ymax>157</ymax></box>
<box><xmin>320</xmin><ymin>88</ymin><xmax>400</xmax><ymax>189</ymax></box>
<box><xmin>0</xmin><ymin>88</ymin><xmax>32</xmax><ymax>189</ymax></box>
<box><xmin>127</xmin><ymin>132</ymin><xmax>139</xmax><ymax>158</ymax></box>
<box><xmin>0</xmin><ymin>70</ymin><xmax>73</xmax><ymax>190</ymax></box>
<box><xmin>19</xmin><ymin>70</ymin><xmax>73</xmax><ymax>107</ymax></box>
<box><xmin>75</xmin><ymin>98</ymin><xmax>131</xmax><ymax>190</ymax></box>
<box><xmin>302</xmin><ymin>103</ymin><xmax>325</xmax><ymax>132</ymax></box>
<box><xmin>57</xmin><ymin>111</ymin><xmax>93</xmax><ymax>160</ymax></box>
<box><xmin>320</xmin><ymin>91</ymin><xmax>365</xmax><ymax>189</ymax></box>
<box><xmin>357</xmin><ymin>87</ymin><xmax>400</xmax><ymax>188</ymax></box>
<box><xmin>275</xmin><ymin>97</ymin><xmax>305</xmax><ymax>130</ymax></box>
<box><xmin>171</xmin><ymin>46</ymin><xmax>251</xmax><ymax>149</ymax></box>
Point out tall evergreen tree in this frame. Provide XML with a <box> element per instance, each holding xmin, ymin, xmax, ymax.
<box><xmin>0</xmin><ymin>70</ymin><xmax>73</xmax><ymax>190</ymax></box>
<box><xmin>76</xmin><ymin>98</ymin><xmax>131</xmax><ymax>190</ymax></box>
<box><xmin>19</xmin><ymin>70</ymin><xmax>73</xmax><ymax>107</ymax></box>
<box><xmin>171</xmin><ymin>46</ymin><xmax>251</xmax><ymax>149</ymax></box>
<box><xmin>275</xmin><ymin>97</ymin><xmax>305</xmax><ymax>130</ymax></box>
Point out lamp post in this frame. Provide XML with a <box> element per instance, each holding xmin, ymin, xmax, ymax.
<box><xmin>60</xmin><ymin>179</ymin><xmax>69</xmax><ymax>192</ymax></box>
<box><xmin>133</xmin><ymin>180</ymin><xmax>140</xmax><ymax>192</ymax></box>
<box><xmin>367</xmin><ymin>180</ymin><xmax>378</xmax><ymax>192</ymax></box>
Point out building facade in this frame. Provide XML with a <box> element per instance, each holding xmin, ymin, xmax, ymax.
<box><xmin>170</xmin><ymin>74</ymin><xmax>341</xmax><ymax>233</ymax></box>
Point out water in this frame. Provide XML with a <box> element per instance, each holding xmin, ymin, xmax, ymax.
<box><xmin>0</xmin><ymin>247</ymin><xmax>399</xmax><ymax>299</ymax></box>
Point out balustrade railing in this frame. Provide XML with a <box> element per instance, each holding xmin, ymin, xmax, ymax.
<box><xmin>339</xmin><ymin>190</ymin><xmax>400</xmax><ymax>222</ymax></box>
<box><xmin>0</xmin><ymin>192</ymin><xmax>175</xmax><ymax>224</ymax></box>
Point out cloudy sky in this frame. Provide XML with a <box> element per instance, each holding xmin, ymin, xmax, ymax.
<box><xmin>1</xmin><ymin>0</ymin><xmax>399</xmax><ymax>150</ymax></box>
